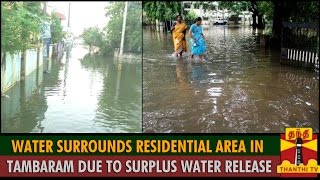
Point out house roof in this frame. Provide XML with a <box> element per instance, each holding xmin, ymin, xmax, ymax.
<box><xmin>54</xmin><ymin>12</ymin><xmax>66</xmax><ymax>20</ymax></box>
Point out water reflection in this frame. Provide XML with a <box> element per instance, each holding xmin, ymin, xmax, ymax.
<box><xmin>1</xmin><ymin>47</ymin><xmax>142</xmax><ymax>133</ymax></box>
<box><xmin>1</xmin><ymin>64</ymin><xmax>47</xmax><ymax>133</ymax></box>
<box><xmin>176</xmin><ymin>60</ymin><xmax>189</xmax><ymax>90</ymax></box>
<box><xmin>143</xmin><ymin>26</ymin><xmax>319</xmax><ymax>133</ymax></box>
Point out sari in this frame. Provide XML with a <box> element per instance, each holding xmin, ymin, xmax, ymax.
<box><xmin>190</xmin><ymin>24</ymin><xmax>206</xmax><ymax>55</ymax></box>
<box><xmin>172</xmin><ymin>22</ymin><xmax>188</xmax><ymax>55</ymax></box>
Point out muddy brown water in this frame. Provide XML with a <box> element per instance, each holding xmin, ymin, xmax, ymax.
<box><xmin>143</xmin><ymin>26</ymin><xmax>319</xmax><ymax>133</ymax></box>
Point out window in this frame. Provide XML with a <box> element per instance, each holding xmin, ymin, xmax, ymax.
<box><xmin>184</xmin><ymin>3</ymin><xmax>191</xmax><ymax>9</ymax></box>
<box><xmin>194</xmin><ymin>3</ymin><xmax>200</xmax><ymax>9</ymax></box>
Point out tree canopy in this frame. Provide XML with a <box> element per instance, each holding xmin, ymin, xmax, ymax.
<box><xmin>51</xmin><ymin>12</ymin><xmax>64</xmax><ymax>44</ymax></box>
<box><xmin>288</xmin><ymin>1</ymin><xmax>319</xmax><ymax>22</ymax></box>
<box><xmin>1</xmin><ymin>2</ymin><xmax>43</xmax><ymax>55</ymax></box>
<box><xmin>185</xmin><ymin>10</ymin><xmax>197</xmax><ymax>21</ymax></box>
<box><xmin>81</xmin><ymin>2</ymin><xmax>142</xmax><ymax>55</ymax></box>
<box><xmin>143</xmin><ymin>2</ymin><xmax>181</xmax><ymax>22</ymax></box>
<box><xmin>1</xmin><ymin>2</ymin><xmax>66</xmax><ymax>57</ymax></box>
<box><xmin>218</xmin><ymin>1</ymin><xmax>249</xmax><ymax>14</ymax></box>
<box><xmin>81</xmin><ymin>26</ymin><xmax>104</xmax><ymax>53</ymax></box>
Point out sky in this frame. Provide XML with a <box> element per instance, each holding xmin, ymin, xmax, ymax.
<box><xmin>48</xmin><ymin>2</ymin><xmax>109</xmax><ymax>36</ymax></box>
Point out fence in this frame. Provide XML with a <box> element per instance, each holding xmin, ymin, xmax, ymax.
<box><xmin>1</xmin><ymin>52</ymin><xmax>21</xmax><ymax>94</ymax></box>
<box><xmin>1</xmin><ymin>46</ymin><xmax>43</xmax><ymax>94</ymax></box>
<box><xmin>280</xmin><ymin>22</ymin><xmax>319</xmax><ymax>70</ymax></box>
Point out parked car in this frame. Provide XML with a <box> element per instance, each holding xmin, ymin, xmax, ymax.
<box><xmin>213</xmin><ymin>18</ymin><xmax>228</xmax><ymax>25</ymax></box>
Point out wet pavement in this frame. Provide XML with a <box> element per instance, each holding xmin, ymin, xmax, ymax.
<box><xmin>143</xmin><ymin>26</ymin><xmax>319</xmax><ymax>133</ymax></box>
<box><xmin>1</xmin><ymin>46</ymin><xmax>142</xmax><ymax>133</ymax></box>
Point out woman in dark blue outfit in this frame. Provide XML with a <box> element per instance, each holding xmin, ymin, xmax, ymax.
<box><xmin>189</xmin><ymin>17</ymin><xmax>206</xmax><ymax>62</ymax></box>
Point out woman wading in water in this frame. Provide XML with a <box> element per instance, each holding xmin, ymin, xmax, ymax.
<box><xmin>189</xmin><ymin>17</ymin><xmax>206</xmax><ymax>62</ymax></box>
<box><xmin>171</xmin><ymin>15</ymin><xmax>188</xmax><ymax>58</ymax></box>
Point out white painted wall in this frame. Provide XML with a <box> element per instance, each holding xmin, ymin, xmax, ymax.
<box><xmin>1</xmin><ymin>46</ymin><xmax>44</xmax><ymax>94</ymax></box>
<box><xmin>24</xmin><ymin>48</ymin><xmax>38</xmax><ymax>76</ymax></box>
<box><xmin>1</xmin><ymin>52</ymin><xmax>21</xmax><ymax>94</ymax></box>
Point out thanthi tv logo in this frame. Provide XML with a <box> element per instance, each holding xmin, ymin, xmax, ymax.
<box><xmin>277</xmin><ymin>128</ymin><xmax>320</xmax><ymax>177</ymax></box>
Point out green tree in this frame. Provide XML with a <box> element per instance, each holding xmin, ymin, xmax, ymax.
<box><xmin>288</xmin><ymin>1</ymin><xmax>319</xmax><ymax>22</ymax></box>
<box><xmin>102</xmin><ymin>2</ymin><xmax>142</xmax><ymax>54</ymax></box>
<box><xmin>51</xmin><ymin>12</ymin><xmax>64</xmax><ymax>44</ymax></box>
<box><xmin>218</xmin><ymin>1</ymin><xmax>271</xmax><ymax>28</ymax></box>
<box><xmin>143</xmin><ymin>2</ymin><xmax>181</xmax><ymax>23</ymax></box>
<box><xmin>143</xmin><ymin>2</ymin><xmax>185</xmax><ymax>32</ymax></box>
<box><xmin>1</xmin><ymin>1</ymin><xmax>43</xmax><ymax>56</ymax></box>
<box><xmin>185</xmin><ymin>10</ymin><xmax>197</xmax><ymax>21</ymax></box>
<box><xmin>219</xmin><ymin>1</ymin><xmax>248</xmax><ymax>15</ymax></box>
<box><xmin>81</xmin><ymin>26</ymin><xmax>104</xmax><ymax>53</ymax></box>
<box><xmin>271</xmin><ymin>0</ymin><xmax>319</xmax><ymax>49</ymax></box>
<box><xmin>102</xmin><ymin>2</ymin><xmax>124</xmax><ymax>53</ymax></box>
<box><xmin>125</xmin><ymin>2</ymin><xmax>142</xmax><ymax>52</ymax></box>
<box><xmin>257</xmin><ymin>1</ymin><xmax>273</xmax><ymax>21</ymax></box>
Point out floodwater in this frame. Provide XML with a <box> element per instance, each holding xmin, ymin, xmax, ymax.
<box><xmin>1</xmin><ymin>46</ymin><xmax>142</xmax><ymax>133</ymax></box>
<box><xmin>143</xmin><ymin>26</ymin><xmax>319</xmax><ymax>133</ymax></box>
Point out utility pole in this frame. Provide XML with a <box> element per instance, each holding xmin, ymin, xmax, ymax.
<box><xmin>67</xmin><ymin>2</ymin><xmax>71</xmax><ymax>52</ymax></box>
<box><xmin>68</xmin><ymin>3</ymin><xmax>71</xmax><ymax>27</ymax></box>
<box><xmin>119</xmin><ymin>2</ymin><xmax>128</xmax><ymax>56</ymax></box>
<box><xmin>223</xmin><ymin>10</ymin><xmax>226</xmax><ymax>42</ymax></box>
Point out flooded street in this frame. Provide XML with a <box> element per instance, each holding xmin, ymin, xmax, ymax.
<box><xmin>1</xmin><ymin>46</ymin><xmax>142</xmax><ymax>133</ymax></box>
<box><xmin>143</xmin><ymin>26</ymin><xmax>319</xmax><ymax>133</ymax></box>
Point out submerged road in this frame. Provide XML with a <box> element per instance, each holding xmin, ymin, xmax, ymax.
<box><xmin>1</xmin><ymin>46</ymin><xmax>142</xmax><ymax>133</ymax></box>
<box><xmin>143</xmin><ymin>26</ymin><xmax>319</xmax><ymax>133</ymax></box>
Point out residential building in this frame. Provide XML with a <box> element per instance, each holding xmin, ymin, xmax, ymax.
<box><xmin>183</xmin><ymin>1</ymin><xmax>253</xmax><ymax>26</ymax></box>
